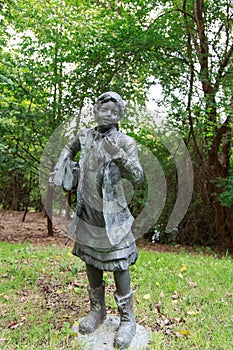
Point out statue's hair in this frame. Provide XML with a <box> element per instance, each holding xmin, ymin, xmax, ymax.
<box><xmin>94</xmin><ymin>91</ymin><xmax>126</xmax><ymax>118</ymax></box>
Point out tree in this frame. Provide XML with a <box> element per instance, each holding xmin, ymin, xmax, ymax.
<box><xmin>0</xmin><ymin>0</ymin><xmax>154</xmax><ymax>233</ymax></box>
<box><xmin>140</xmin><ymin>0</ymin><xmax>233</xmax><ymax>247</ymax></box>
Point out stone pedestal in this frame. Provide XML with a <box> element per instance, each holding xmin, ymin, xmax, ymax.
<box><xmin>72</xmin><ymin>315</ymin><xmax>150</xmax><ymax>350</ymax></box>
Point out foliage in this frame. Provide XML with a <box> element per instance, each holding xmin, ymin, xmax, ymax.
<box><xmin>0</xmin><ymin>0</ymin><xmax>232</xmax><ymax>246</ymax></box>
<box><xmin>120</xmin><ymin>109</ymin><xmax>178</xmax><ymax>240</ymax></box>
<box><xmin>0</xmin><ymin>241</ymin><xmax>232</xmax><ymax>349</ymax></box>
<box><xmin>0</xmin><ymin>0</ymin><xmax>153</xmax><ymax>212</ymax></box>
<box><xmin>216</xmin><ymin>176</ymin><xmax>233</xmax><ymax>208</ymax></box>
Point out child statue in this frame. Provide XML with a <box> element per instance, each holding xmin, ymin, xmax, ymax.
<box><xmin>50</xmin><ymin>92</ymin><xmax>144</xmax><ymax>349</ymax></box>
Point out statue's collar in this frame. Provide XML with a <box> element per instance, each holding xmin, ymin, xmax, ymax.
<box><xmin>92</xmin><ymin>123</ymin><xmax>119</xmax><ymax>138</ymax></box>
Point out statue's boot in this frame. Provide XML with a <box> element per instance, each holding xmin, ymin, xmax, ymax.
<box><xmin>114</xmin><ymin>290</ymin><xmax>136</xmax><ymax>349</ymax></box>
<box><xmin>79</xmin><ymin>282</ymin><xmax>106</xmax><ymax>334</ymax></box>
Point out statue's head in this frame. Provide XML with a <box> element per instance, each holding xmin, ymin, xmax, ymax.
<box><xmin>94</xmin><ymin>92</ymin><xmax>126</xmax><ymax>126</ymax></box>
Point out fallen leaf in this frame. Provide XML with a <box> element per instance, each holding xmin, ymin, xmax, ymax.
<box><xmin>187</xmin><ymin>310</ymin><xmax>200</xmax><ymax>316</ymax></box>
<box><xmin>62</xmin><ymin>314</ymin><xmax>72</xmax><ymax>319</ymax></box>
<box><xmin>188</xmin><ymin>281</ymin><xmax>197</xmax><ymax>288</ymax></box>
<box><xmin>7</xmin><ymin>316</ymin><xmax>26</xmax><ymax>330</ymax></box>
<box><xmin>172</xmin><ymin>299</ymin><xmax>178</xmax><ymax>304</ymax></box>
<box><xmin>73</xmin><ymin>282</ymin><xmax>85</xmax><ymax>288</ymax></box>
<box><xmin>138</xmin><ymin>317</ymin><xmax>147</xmax><ymax>324</ymax></box>
<box><xmin>159</xmin><ymin>291</ymin><xmax>165</xmax><ymax>298</ymax></box>
<box><xmin>175</xmin><ymin>317</ymin><xmax>186</xmax><ymax>323</ymax></box>
<box><xmin>179</xmin><ymin>329</ymin><xmax>190</xmax><ymax>336</ymax></box>
<box><xmin>171</xmin><ymin>291</ymin><xmax>179</xmax><ymax>300</ymax></box>
<box><xmin>143</xmin><ymin>293</ymin><xmax>151</xmax><ymax>300</ymax></box>
<box><xmin>154</xmin><ymin>303</ymin><xmax>162</xmax><ymax>313</ymax></box>
<box><xmin>178</xmin><ymin>273</ymin><xmax>184</xmax><ymax>279</ymax></box>
<box><xmin>175</xmin><ymin>331</ymin><xmax>183</xmax><ymax>337</ymax></box>
<box><xmin>56</xmin><ymin>289</ymin><xmax>63</xmax><ymax>294</ymax></box>
<box><xmin>7</xmin><ymin>321</ymin><xmax>18</xmax><ymax>329</ymax></box>
<box><xmin>180</xmin><ymin>265</ymin><xmax>187</xmax><ymax>272</ymax></box>
<box><xmin>163</xmin><ymin>318</ymin><xmax>171</xmax><ymax>325</ymax></box>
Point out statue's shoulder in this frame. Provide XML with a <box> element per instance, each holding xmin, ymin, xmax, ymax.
<box><xmin>77</xmin><ymin>127</ymin><xmax>92</xmax><ymax>140</ymax></box>
<box><xmin>79</xmin><ymin>127</ymin><xmax>90</xmax><ymax>136</ymax></box>
<box><xmin>117</xmin><ymin>130</ymin><xmax>135</xmax><ymax>144</ymax></box>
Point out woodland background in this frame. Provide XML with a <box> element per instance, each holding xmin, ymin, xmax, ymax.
<box><xmin>0</xmin><ymin>0</ymin><xmax>232</xmax><ymax>250</ymax></box>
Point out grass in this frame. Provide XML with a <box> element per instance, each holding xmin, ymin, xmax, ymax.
<box><xmin>0</xmin><ymin>242</ymin><xmax>232</xmax><ymax>349</ymax></box>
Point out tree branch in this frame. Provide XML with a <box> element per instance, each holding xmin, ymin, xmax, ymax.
<box><xmin>215</xmin><ymin>43</ymin><xmax>233</xmax><ymax>91</ymax></box>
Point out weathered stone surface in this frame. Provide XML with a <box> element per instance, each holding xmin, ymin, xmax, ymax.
<box><xmin>72</xmin><ymin>315</ymin><xmax>150</xmax><ymax>350</ymax></box>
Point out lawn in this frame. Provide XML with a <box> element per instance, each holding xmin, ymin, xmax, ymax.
<box><xmin>0</xmin><ymin>242</ymin><xmax>232</xmax><ymax>349</ymax></box>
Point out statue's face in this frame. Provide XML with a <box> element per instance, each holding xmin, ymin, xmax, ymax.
<box><xmin>95</xmin><ymin>101</ymin><xmax>120</xmax><ymax>126</ymax></box>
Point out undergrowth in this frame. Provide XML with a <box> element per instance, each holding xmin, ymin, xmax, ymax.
<box><xmin>0</xmin><ymin>242</ymin><xmax>232</xmax><ymax>349</ymax></box>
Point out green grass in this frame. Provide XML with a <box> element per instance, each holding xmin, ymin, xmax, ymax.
<box><xmin>0</xmin><ymin>242</ymin><xmax>232</xmax><ymax>349</ymax></box>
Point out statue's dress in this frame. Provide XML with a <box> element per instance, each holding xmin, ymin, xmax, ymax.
<box><xmin>54</xmin><ymin>124</ymin><xmax>144</xmax><ymax>271</ymax></box>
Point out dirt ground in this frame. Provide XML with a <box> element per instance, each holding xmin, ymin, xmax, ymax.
<box><xmin>0</xmin><ymin>209</ymin><xmax>227</xmax><ymax>257</ymax></box>
<box><xmin>0</xmin><ymin>210</ymin><xmax>67</xmax><ymax>246</ymax></box>
<box><xmin>0</xmin><ymin>209</ymin><xmax>176</xmax><ymax>251</ymax></box>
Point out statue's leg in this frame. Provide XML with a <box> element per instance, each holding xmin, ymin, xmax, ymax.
<box><xmin>114</xmin><ymin>270</ymin><xmax>131</xmax><ymax>296</ymax></box>
<box><xmin>113</xmin><ymin>270</ymin><xmax>136</xmax><ymax>349</ymax></box>
<box><xmin>86</xmin><ymin>263</ymin><xmax>103</xmax><ymax>288</ymax></box>
<box><xmin>79</xmin><ymin>263</ymin><xmax>106</xmax><ymax>334</ymax></box>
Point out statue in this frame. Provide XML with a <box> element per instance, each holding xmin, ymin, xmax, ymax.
<box><xmin>50</xmin><ymin>92</ymin><xmax>144</xmax><ymax>349</ymax></box>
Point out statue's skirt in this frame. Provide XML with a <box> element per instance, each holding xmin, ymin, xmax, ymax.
<box><xmin>72</xmin><ymin>201</ymin><xmax>138</xmax><ymax>271</ymax></box>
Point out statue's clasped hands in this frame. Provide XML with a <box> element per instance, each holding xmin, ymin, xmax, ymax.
<box><xmin>103</xmin><ymin>136</ymin><xmax>120</xmax><ymax>156</ymax></box>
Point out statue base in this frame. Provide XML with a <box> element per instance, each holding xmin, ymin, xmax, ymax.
<box><xmin>72</xmin><ymin>315</ymin><xmax>150</xmax><ymax>350</ymax></box>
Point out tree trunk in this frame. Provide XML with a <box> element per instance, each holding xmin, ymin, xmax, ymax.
<box><xmin>207</xmin><ymin>118</ymin><xmax>232</xmax><ymax>247</ymax></box>
<box><xmin>193</xmin><ymin>1</ymin><xmax>233</xmax><ymax>248</ymax></box>
<box><xmin>44</xmin><ymin>182</ymin><xmax>54</xmax><ymax>237</ymax></box>
<box><xmin>12</xmin><ymin>171</ymin><xmax>21</xmax><ymax>211</ymax></box>
<box><xmin>22</xmin><ymin>171</ymin><xmax>32</xmax><ymax>222</ymax></box>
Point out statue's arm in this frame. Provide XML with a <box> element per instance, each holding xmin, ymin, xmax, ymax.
<box><xmin>112</xmin><ymin>138</ymin><xmax>144</xmax><ymax>185</ymax></box>
<box><xmin>49</xmin><ymin>135</ymin><xmax>81</xmax><ymax>186</ymax></box>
